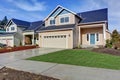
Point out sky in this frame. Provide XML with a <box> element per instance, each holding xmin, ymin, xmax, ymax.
<box><xmin>0</xmin><ymin>0</ymin><xmax>119</xmax><ymax>32</ymax></box>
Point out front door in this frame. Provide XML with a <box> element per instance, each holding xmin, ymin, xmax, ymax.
<box><xmin>90</xmin><ymin>34</ymin><xmax>95</xmax><ymax>45</ymax></box>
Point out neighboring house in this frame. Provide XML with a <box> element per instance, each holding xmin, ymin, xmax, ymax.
<box><xmin>2</xmin><ymin>18</ymin><xmax>43</xmax><ymax>47</ymax></box>
<box><xmin>37</xmin><ymin>5</ymin><xmax>111</xmax><ymax>49</ymax></box>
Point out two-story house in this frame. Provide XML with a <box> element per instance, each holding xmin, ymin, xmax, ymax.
<box><xmin>37</xmin><ymin>5</ymin><xmax>111</xmax><ymax>49</ymax></box>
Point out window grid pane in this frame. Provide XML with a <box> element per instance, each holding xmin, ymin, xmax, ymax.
<box><xmin>65</xmin><ymin>17</ymin><xmax>69</xmax><ymax>22</ymax></box>
<box><xmin>87</xmin><ymin>34</ymin><xmax>89</xmax><ymax>41</ymax></box>
<box><xmin>96</xmin><ymin>33</ymin><xmax>99</xmax><ymax>41</ymax></box>
<box><xmin>60</xmin><ymin>18</ymin><xmax>64</xmax><ymax>23</ymax></box>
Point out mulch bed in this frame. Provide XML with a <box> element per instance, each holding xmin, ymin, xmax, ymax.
<box><xmin>92</xmin><ymin>48</ymin><xmax>120</xmax><ymax>56</ymax></box>
<box><xmin>0</xmin><ymin>45</ymin><xmax>38</xmax><ymax>53</ymax></box>
<box><xmin>0</xmin><ymin>67</ymin><xmax>59</xmax><ymax>80</ymax></box>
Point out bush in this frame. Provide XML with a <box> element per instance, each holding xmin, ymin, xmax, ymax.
<box><xmin>105</xmin><ymin>39</ymin><xmax>112</xmax><ymax>48</ymax></box>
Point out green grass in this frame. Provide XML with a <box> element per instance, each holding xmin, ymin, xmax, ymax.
<box><xmin>27</xmin><ymin>49</ymin><xmax>120</xmax><ymax>70</ymax></box>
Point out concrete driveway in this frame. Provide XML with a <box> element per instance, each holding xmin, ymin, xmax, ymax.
<box><xmin>0</xmin><ymin>48</ymin><xmax>63</xmax><ymax>65</ymax></box>
<box><xmin>0</xmin><ymin>48</ymin><xmax>120</xmax><ymax>80</ymax></box>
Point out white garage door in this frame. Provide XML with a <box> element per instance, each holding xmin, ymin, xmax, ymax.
<box><xmin>0</xmin><ymin>36</ymin><xmax>14</xmax><ymax>47</ymax></box>
<box><xmin>42</xmin><ymin>35</ymin><xmax>68</xmax><ymax>48</ymax></box>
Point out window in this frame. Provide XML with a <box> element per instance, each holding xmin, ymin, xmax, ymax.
<box><xmin>96</xmin><ymin>33</ymin><xmax>99</xmax><ymax>41</ymax></box>
<box><xmin>87</xmin><ymin>34</ymin><xmax>89</xmax><ymax>41</ymax></box>
<box><xmin>60</xmin><ymin>18</ymin><xmax>64</xmax><ymax>23</ymax></box>
<box><xmin>11</xmin><ymin>27</ymin><xmax>15</xmax><ymax>30</ymax></box>
<box><xmin>65</xmin><ymin>17</ymin><xmax>69</xmax><ymax>22</ymax></box>
<box><xmin>7</xmin><ymin>28</ymin><xmax>9</xmax><ymax>31</ymax></box>
<box><xmin>50</xmin><ymin>19</ymin><xmax>55</xmax><ymax>25</ymax></box>
<box><xmin>60</xmin><ymin>17</ymin><xmax>69</xmax><ymax>23</ymax></box>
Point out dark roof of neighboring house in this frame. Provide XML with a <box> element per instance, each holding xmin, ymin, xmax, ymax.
<box><xmin>24</xmin><ymin>21</ymin><xmax>44</xmax><ymax>31</ymax></box>
<box><xmin>0</xmin><ymin>32</ymin><xmax>16</xmax><ymax>36</ymax></box>
<box><xmin>12</xmin><ymin>18</ymin><xmax>30</xmax><ymax>28</ymax></box>
<box><xmin>38</xmin><ymin>24</ymin><xmax>75</xmax><ymax>32</ymax></box>
<box><xmin>77</xmin><ymin>8</ymin><xmax>108</xmax><ymax>23</ymax></box>
<box><xmin>10</xmin><ymin>18</ymin><xmax>44</xmax><ymax>31</ymax></box>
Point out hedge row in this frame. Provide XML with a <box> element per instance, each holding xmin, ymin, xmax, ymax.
<box><xmin>0</xmin><ymin>45</ymin><xmax>37</xmax><ymax>53</ymax></box>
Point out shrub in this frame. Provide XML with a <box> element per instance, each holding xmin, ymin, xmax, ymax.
<box><xmin>105</xmin><ymin>39</ymin><xmax>112</xmax><ymax>48</ymax></box>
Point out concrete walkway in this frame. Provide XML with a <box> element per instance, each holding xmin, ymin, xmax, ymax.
<box><xmin>0</xmin><ymin>48</ymin><xmax>120</xmax><ymax>80</ymax></box>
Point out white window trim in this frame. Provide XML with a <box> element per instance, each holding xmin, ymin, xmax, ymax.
<box><xmin>59</xmin><ymin>14</ymin><xmax>70</xmax><ymax>24</ymax></box>
<box><xmin>87</xmin><ymin>33</ymin><xmax>99</xmax><ymax>45</ymax></box>
<box><xmin>49</xmin><ymin>17</ymin><xmax>55</xmax><ymax>25</ymax></box>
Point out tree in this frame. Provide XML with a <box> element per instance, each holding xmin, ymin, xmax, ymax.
<box><xmin>0</xmin><ymin>16</ymin><xmax>8</xmax><ymax>26</ymax></box>
<box><xmin>111</xmin><ymin>29</ymin><xmax>120</xmax><ymax>49</ymax></box>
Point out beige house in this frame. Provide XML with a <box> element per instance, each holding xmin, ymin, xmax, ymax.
<box><xmin>38</xmin><ymin>5</ymin><xmax>111</xmax><ymax>49</ymax></box>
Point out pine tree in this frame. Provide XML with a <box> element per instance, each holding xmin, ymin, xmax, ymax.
<box><xmin>0</xmin><ymin>16</ymin><xmax>8</xmax><ymax>26</ymax></box>
<box><xmin>111</xmin><ymin>30</ymin><xmax>119</xmax><ymax>44</ymax></box>
<box><xmin>111</xmin><ymin>29</ymin><xmax>120</xmax><ymax>49</ymax></box>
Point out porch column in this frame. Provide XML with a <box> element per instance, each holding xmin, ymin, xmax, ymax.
<box><xmin>79</xmin><ymin>26</ymin><xmax>81</xmax><ymax>45</ymax></box>
<box><xmin>23</xmin><ymin>34</ymin><xmax>25</xmax><ymax>46</ymax></box>
<box><xmin>103</xmin><ymin>24</ymin><xmax>106</xmax><ymax>45</ymax></box>
<box><xmin>32</xmin><ymin>34</ymin><xmax>34</xmax><ymax>45</ymax></box>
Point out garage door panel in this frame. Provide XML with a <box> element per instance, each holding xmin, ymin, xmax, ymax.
<box><xmin>42</xmin><ymin>35</ymin><xmax>67</xmax><ymax>48</ymax></box>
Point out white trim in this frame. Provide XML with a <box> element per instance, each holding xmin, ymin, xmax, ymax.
<box><xmin>78</xmin><ymin>21</ymin><xmax>107</xmax><ymax>25</ymax></box>
<box><xmin>103</xmin><ymin>24</ymin><xmax>106</xmax><ymax>40</ymax></box>
<box><xmin>87</xmin><ymin>33</ymin><xmax>99</xmax><ymax>45</ymax></box>
<box><xmin>79</xmin><ymin>26</ymin><xmax>80</xmax><ymax>44</ymax></box>
<box><xmin>59</xmin><ymin>15</ymin><xmax>70</xmax><ymax>25</ymax></box>
<box><xmin>39</xmin><ymin>28</ymin><xmax>73</xmax><ymax>33</ymax></box>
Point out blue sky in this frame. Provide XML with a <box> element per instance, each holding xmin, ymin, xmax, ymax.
<box><xmin>0</xmin><ymin>0</ymin><xmax>119</xmax><ymax>32</ymax></box>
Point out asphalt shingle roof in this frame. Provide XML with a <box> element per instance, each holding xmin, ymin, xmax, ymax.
<box><xmin>11</xmin><ymin>18</ymin><xmax>44</xmax><ymax>31</ymax></box>
<box><xmin>77</xmin><ymin>8</ymin><xmax>108</xmax><ymax>23</ymax></box>
<box><xmin>12</xmin><ymin>18</ymin><xmax>30</xmax><ymax>28</ymax></box>
<box><xmin>39</xmin><ymin>24</ymin><xmax>75</xmax><ymax>32</ymax></box>
<box><xmin>25</xmin><ymin>21</ymin><xmax>44</xmax><ymax>31</ymax></box>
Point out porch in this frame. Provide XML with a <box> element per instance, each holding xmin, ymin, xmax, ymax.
<box><xmin>78</xmin><ymin>23</ymin><xmax>107</xmax><ymax>48</ymax></box>
<box><xmin>23</xmin><ymin>32</ymin><xmax>38</xmax><ymax>46</ymax></box>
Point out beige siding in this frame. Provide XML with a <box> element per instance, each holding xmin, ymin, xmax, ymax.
<box><xmin>39</xmin><ymin>30</ymin><xmax>73</xmax><ymax>49</ymax></box>
<box><xmin>45</xmin><ymin>13</ymin><xmax>76</xmax><ymax>27</ymax></box>
<box><xmin>106</xmin><ymin>31</ymin><xmax>111</xmax><ymax>40</ymax></box>
<box><xmin>81</xmin><ymin>27</ymin><xmax>104</xmax><ymax>45</ymax></box>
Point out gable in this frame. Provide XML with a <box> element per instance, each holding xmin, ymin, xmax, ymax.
<box><xmin>45</xmin><ymin>5</ymin><xmax>81</xmax><ymax>21</ymax></box>
<box><xmin>49</xmin><ymin>7</ymin><xmax>62</xmax><ymax>17</ymax></box>
<box><xmin>59</xmin><ymin>9</ymin><xmax>70</xmax><ymax>15</ymax></box>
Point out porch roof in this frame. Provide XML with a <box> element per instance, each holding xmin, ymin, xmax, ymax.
<box><xmin>77</xmin><ymin>8</ymin><xmax>108</xmax><ymax>23</ymax></box>
<box><xmin>37</xmin><ymin>24</ymin><xmax>75</xmax><ymax>32</ymax></box>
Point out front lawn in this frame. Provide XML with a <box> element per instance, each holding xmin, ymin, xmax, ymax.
<box><xmin>27</xmin><ymin>49</ymin><xmax>120</xmax><ymax>70</ymax></box>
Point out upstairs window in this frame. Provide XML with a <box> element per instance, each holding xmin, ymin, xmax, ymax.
<box><xmin>7</xmin><ymin>28</ymin><xmax>9</xmax><ymax>31</ymax></box>
<box><xmin>11</xmin><ymin>27</ymin><xmax>15</xmax><ymax>30</ymax></box>
<box><xmin>60</xmin><ymin>17</ymin><xmax>69</xmax><ymax>23</ymax></box>
<box><xmin>50</xmin><ymin>19</ymin><xmax>55</xmax><ymax>25</ymax></box>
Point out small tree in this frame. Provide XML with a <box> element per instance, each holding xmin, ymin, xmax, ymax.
<box><xmin>0</xmin><ymin>16</ymin><xmax>8</xmax><ymax>26</ymax></box>
<box><xmin>111</xmin><ymin>30</ymin><xmax>120</xmax><ymax>49</ymax></box>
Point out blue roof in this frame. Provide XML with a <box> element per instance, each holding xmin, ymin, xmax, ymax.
<box><xmin>12</xmin><ymin>18</ymin><xmax>30</xmax><ymax>28</ymax></box>
<box><xmin>0</xmin><ymin>32</ymin><xmax>16</xmax><ymax>36</ymax></box>
<box><xmin>25</xmin><ymin>21</ymin><xmax>43</xmax><ymax>31</ymax></box>
<box><xmin>39</xmin><ymin>24</ymin><xmax>75</xmax><ymax>32</ymax></box>
<box><xmin>77</xmin><ymin>8</ymin><xmax>108</xmax><ymax>23</ymax></box>
<box><xmin>11</xmin><ymin>18</ymin><xmax>44</xmax><ymax>31</ymax></box>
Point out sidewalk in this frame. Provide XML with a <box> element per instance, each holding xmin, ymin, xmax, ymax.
<box><xmin>5</xmin><ymin>60</ymin><xmax>120</xmax><ymax>80</ymax></box>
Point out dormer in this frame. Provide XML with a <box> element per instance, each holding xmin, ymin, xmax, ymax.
<box><xmin>44</xmin><ymin>5</ymin><xmax>81</xmax><ymax>27</ymax></box>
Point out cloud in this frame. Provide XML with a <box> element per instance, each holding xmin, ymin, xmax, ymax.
<box><xmin>7</xmin><ymin>0</ymin><xmax>46</xmax><ymax>11</ymax></box>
